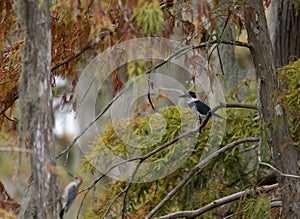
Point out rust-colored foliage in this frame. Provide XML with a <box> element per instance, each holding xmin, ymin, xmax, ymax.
<box><xmin>51</xmin><ymin>1</ymin><xmax>92</xmax><ymax>79</ymax></box>
<box><xmin>0</xmin><ymin>1</ymin><xmax>17</xmax><ymax>50</ymax></box>
<box><xmin>196</xmin><ymin>0</ymin><xmax>217</xmax><ymax>34</ymax></box>
<box><xmin>0</xmin><ymin>1</ymin><xmax>20</xmax><ymax>131</ymax></box>
<box><xmin>111</xmin><ymin>70</ymin><xmax>124</xmax><ymax>96</ymax></box>
<box><xmin>0</xmin><ymin>181</ymin><xmax>20</xmax><ymax>217</ymax></box>
<box><xmin>0</xmin><ymin>45</ymin><xmax>20</xmax><ymax>131</ymax></box>
<box><xmin>1</xmin><ymin>0</ymin><xmax>227</xmax><ymax>131</ymax></box>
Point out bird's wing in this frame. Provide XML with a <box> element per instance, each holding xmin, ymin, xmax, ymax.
<box><xmin>195</xmin><ymin>101</ymin><xmax>211</xmax><ymax>115</ymax></box>
<box><xmin>63</xmin><ymin>183</ymin><xmax>78</xmax><ymax>211</ymax></box>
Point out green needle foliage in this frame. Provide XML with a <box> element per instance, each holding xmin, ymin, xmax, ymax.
<box><xmin>279</xmin><ymin>59</ymin><xmax>300</xmax><ymax>149</ymax></box>
<box><xmin>133</xmin><ymin>0</ymin><xmax>165</xmax><ymax>35</ymax></box>
<box><xmin>82</xmin><ymin>59</ymin><xmax>300</xmax><ymax>218</ymax></box>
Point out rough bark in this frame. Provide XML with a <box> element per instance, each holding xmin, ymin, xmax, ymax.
<box><xmin>269</xmin><ymin>0</ymin><xmax>300</xmax><ymax>66</ymax></box>
<box><xmin>18</xmin><ymin>0</ymin><xmax>60</xmax><ymax>218</ymax></box>
<box><xmin>243</xmin><ymin>1</ymin><xmax>300</xmax><ymax>218</ymax></box>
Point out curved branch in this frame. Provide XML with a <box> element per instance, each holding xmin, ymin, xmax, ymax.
<box><xmin>75</xmin><ymin>102</ymin><xmax>259</xmax><ymax>217</ymax></box>
<box><xmin>51</xmin><ymin>31</ymin><xmax>111</xmax><ymax>71</ymax></box>
<box><xmin>146</xmin><ymin>137</ymin><xmax>260</xmax><ymax>219</ymax></box>
<box><xmin>145</xmin><ymin>40</ymin><xmax>252</xmax><ymax>75</ymax></box>
<box><xmin>211</xmin><ymin>103</ymin><xmax>258</xmax><ymax>113</ymax></box>
<box><xmin>156</xmin><ymin>183</ymin><xmax>278</xmax><ymax>219</ymax></box>
<box><xmin>55</xmin><ymin>88</ymin><xmax>125</xmax><ymax>159</ymax></box>
<box><xmin>76</xmin><ymin>115</ymin><xmax>211</xmax><ymax>217</ymax></box>
<box><xmin>55</xmin><ymin>38</ymin><xmax>254</xmax><ymax>158</ymax></box>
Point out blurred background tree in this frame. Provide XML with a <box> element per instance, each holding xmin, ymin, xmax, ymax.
<box><xmin>0</xmin><ymin>0</ymin><xmax>299</xmax><ymax>218</ymax></box>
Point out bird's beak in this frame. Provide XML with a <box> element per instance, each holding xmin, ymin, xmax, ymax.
<box><xmin>68</xmin><ymin>172</ymin><xmax>74</xmax><ymax>178</ymax></box>
<box><xmin>179</xmin><ymin>94</ymin><xmax>187</xmax><ymax>98</ymax></box>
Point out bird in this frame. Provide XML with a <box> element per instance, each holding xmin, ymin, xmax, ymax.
<box><xmin>60</xmin><ymin>174</ymin><xmax>83</xmax><ymax>219</ymax></box>
<box><xmin>179</xmin><ymin>91</ymin><xmax>225</xmax><ymax>121</ymax></box>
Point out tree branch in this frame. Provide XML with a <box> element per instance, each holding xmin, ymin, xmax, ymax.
<box><xmin>74</xmin><ymin>102</ymin><xmax>259</xmax><ymax>217</ymax></box>
<box><xmin>55</xmin><ymin>88</ymin><xmax>125</xmax><ymax>159</ymax></box>
<box><xmin>211</xmin><ymin>103</ymin><xmax>258</xmax><ymax>112</ymax></box>
<box><xmin>156</xmin><ymin>183</ymin><xmax>278</xmax><ymax>219</ymax></box>
<box><xmin>145</xmin><ymin>40</ymin><xmax>252</xmax><ymax>75</ymax></box>
<box><xmin>0</xmin><ymin>93</ymin><xmax>18</xmax><ymax>117</ymax></box>
<box><xmin>0</xmin><ymin>146</ymin><xmax>33</xmax><ymax>153</ymax></box>
<box><xmin>51</xmin><ymin>31</ymin><xmax>111</xmax><ymax>72</ymax></box>
<box><xmin>146</xmin><ymin>137</ymin><xmax>260</xmax><ymax>219</ymax></box>
<box><xmin>259</xmin><ymin>162</ymin><xmax>300</xmax><ymax>179</ymax></box>
<box><xmin>51</xmin><ymin>42</ymin><xmax>93</xmax><ymax>71</ymax></box>
<box><xmin>75</xmin><ymin>113</ymin><xmax>212</xmax><ymax>216</ymax></box>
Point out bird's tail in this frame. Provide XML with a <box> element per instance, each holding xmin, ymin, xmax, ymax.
<box><xmin>59</xmin><ymin>207</ymin><xmax>65</xmax><ymax>219</ymax></box>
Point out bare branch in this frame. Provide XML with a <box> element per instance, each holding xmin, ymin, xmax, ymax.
<box><xmin>51</xmin><ymin>41</ymin><xmax>93</xmax><ymax>72</ymax></box>
<box><xmin>98</xmin><ymin>162</ymin><xmax>142</xmax><ymax>219</ymax></box>
<box><xmin>0</xmin><ymin>93</ymin><xmax>18</xmax><ymax>117</ymax></box>
<box><xmin>76</xmin><ymin>188</ymin><xmax>89</xmax><ymax>219</ymax></box>
<box><xmin>0</xmin><ymin>146</ymin><xmax>34</xmax><ymax>153</ymax></box>
<box><xmin>51</xmin><ymin>31</ymin><xmax>110</xmax><ymax>72</ymax></box>
<box><xmin>147</xmin><ymin>75</ymin><xmax>156</xmax><ymax>112</ymax></box>
<box><xmin>73</xmin><ymin>101</ymin><xmax>260</xmax><ymax>218</ymax></box>
<box><xmin>145</xmin><ymin>40</ymin><xmax>252</xmax><ymax>75</ymax></box>
<box><xmin>75</xmin><ymin>115</ymin><xmax>211</xmax><ymax>217</ymax></box>
<box><xmin>155</xmin><ymin>183</ymin><xmax>278</xmax><ymax>219</ymax></box>
<box><xmin>53</xmin><ymin>37</ymin><xmax>254</xmax><ymax>159</ymax></box>
<box><xmin>260</xmin><ymin>162</ymin><xmax>300</xmax><ymax>179</ymax></box>
<box><xmin>211</xmin><ymin>103</ymin><xmax>258</xmax><ymax>113</ymax></box>
<box><xmin>146</xmin><ymin>137</ymin><xmax>260</xmax><ymax>218</ymax></box>
<box><xmin>254</xmin><ymin>85</ymin><xmax>264</xmax><ymax>197</ymax></box>
<box><xmin>0</xmin><ymin>78</ymin><xmax>19</xmax><ymax>86</ymax></box>
<box><xmin>116</xmin><ymin>162</ymin><xmax>142</xmax><ymax>219</ymax></box>
<box><xmin>55</xmin><ymin>88</ymin><xmax>125</xmax><ymax>159</ymax></box>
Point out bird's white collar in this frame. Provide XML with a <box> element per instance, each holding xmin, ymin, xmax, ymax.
<box><xmin>186</xmin><ymin>97</ymin><xmax>198</xmax><ymax>104</ymax></box>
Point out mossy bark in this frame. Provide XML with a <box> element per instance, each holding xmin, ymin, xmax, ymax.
<box><xmin>243</xmin><ymin>1</ymin><xmax>300</xmax><ymax>218</ymax></box>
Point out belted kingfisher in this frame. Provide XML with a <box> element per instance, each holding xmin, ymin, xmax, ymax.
<box><xmin>179</xmin><ymin>91</ymin><xmax>225</xmax><ymax>120</ymax></box>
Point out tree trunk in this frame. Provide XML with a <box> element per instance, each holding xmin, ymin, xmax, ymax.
<box><xmin>269</xmin><ymin>0</ymin><xmax>300</xmax><ymax>66</ymax></box>
<box><xmin>243</xmin><ymin>1</ymin><xmax>300</xmax><ymax>218</ymax></box>
<box><xmin>18</xmin><ymin>0</ymin><xmax>60</xmax><ymax>218</ymax></box>
<box><xmin>217</xmin><ymin>0</ymin><xmax>252</xmax><ymax>91</ymax></box>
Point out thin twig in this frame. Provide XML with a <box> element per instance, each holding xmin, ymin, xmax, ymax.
<box><xmin>216</xmin><ymin>43</ymin><xmax>225</xmax><ymax>75</ymax></box>
<box><xmin>259</xmin><ymin>162</ymin><xmax>300</xmax><ymax>179</ymax></box>
<box><xmin>122</xmin><ymin>162</ymin><xmax>142</xmax><ymax>218</ymax></box>
<box><xmin>51</xmin><ymin>41</ymin><xmax>94</xmax><ymax>72</ymax></box>
<box><xmin>100</xmin><ymin>162</ymin><xmax>142</xmax><ymax>219</ymax></box>
<box><xmin>51</xmin><ymin>30</ymin><xmax>112</xmax><ymax>72</ymax></box>
<box><xmin>254</xmin><ymin>79</ymin><xmax>263</xmax><ymax>198</ymax></box>
<box><xmin>101</xmin><ymin>187</ymin><xmax>125</xmax><ymax>219</ymax></box>
<box><xmin>145</xmin><ymin>40</ymin><xmax>252</xmax><ymax>75</ymax></box>
<box><xmin>211</xmin><ymin>102</ymin><xmax>258</xmax><ymax>113</ymax></box>
<box><xmin>0</xmin><ymin>146</ymin><xmax>34</xmax><ymax>153</ymax></box>
<box><xmin>76</xmin><ymin>187</ymin><xmax>90</xmax><ymax>219</ymax></box>
<box><xmin>0</xmin><ymin>78</ymin><xmax>19</xmax><ymax>86</ymax></box>
<box><xmin>215</xmin><ymin>12</ymin><xmax>230</xmax><ymax>76</ymax></box>
<box><xmin>147</xmin><ymin>74</ymin><xmax>156</xmax><ymax>112</ymax></box>
<box><xmin>0</xmin><ymin>93</ymin><xmax>18</xmax><ymax>117</ymax></box>
<box><xmin>55</xmin><ymin>88</ymin><xmax>125</xmax><ymax>159</ymax></box>
<box><xmin>2</xmin><ymin>113</ymin><xmax>17</xmax><ymax>122</ymax></box>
